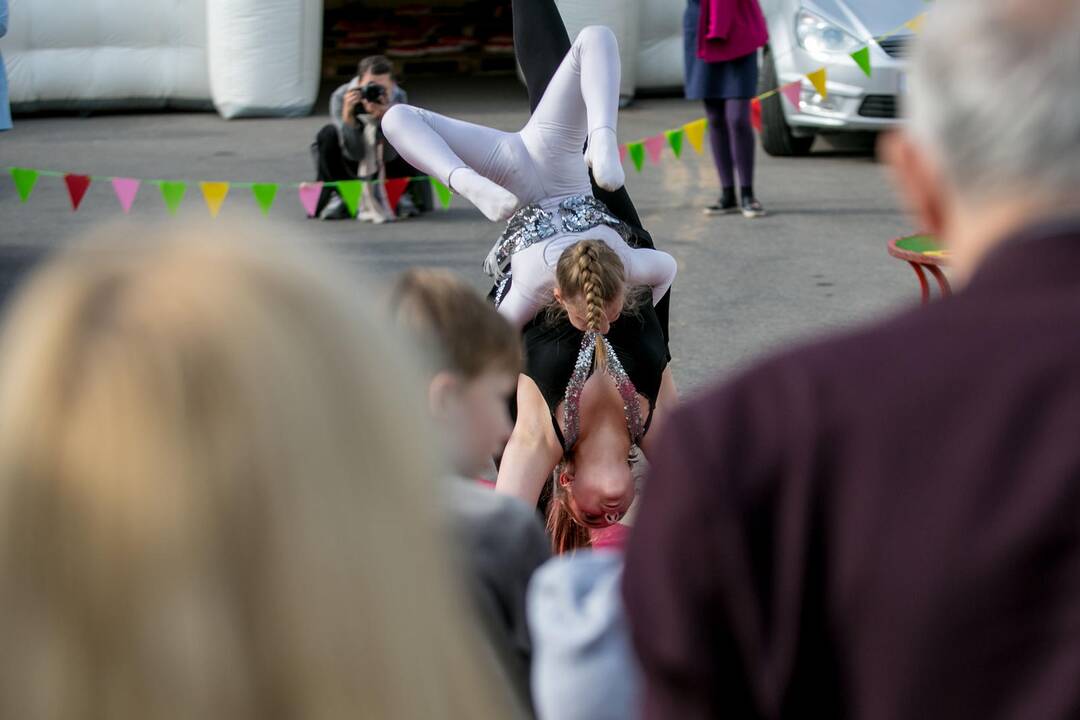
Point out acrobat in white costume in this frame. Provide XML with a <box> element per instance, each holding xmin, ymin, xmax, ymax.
<box><xmin>382</xmin><ymin>25</ymin><xmax>677</xmax><ymax>329</ymax></box>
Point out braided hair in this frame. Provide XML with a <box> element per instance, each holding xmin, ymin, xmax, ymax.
<box><xmin>555</xmin><ymin>240</ymin><xmax>626</xmax><ymax>371</ymax></box>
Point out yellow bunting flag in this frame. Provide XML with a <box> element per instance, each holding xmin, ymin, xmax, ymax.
<box><xmin>683</xmin><ymin>118</ymin><xmax>708</xmax><ymax>155</ymax></box>
<box><xmin>904</xmin><ymin>13</ymin><xmax>926</xmax><ymax>33</ymax></box>
<box><xmin>200</xmin><ymin>182</ymin><xmax>230</xmax><ymax>218</ymax></box>
<box><xmin>807</xmin><ymin>68</ymin><xmax>828</xmax><ymax>98</ymax></box>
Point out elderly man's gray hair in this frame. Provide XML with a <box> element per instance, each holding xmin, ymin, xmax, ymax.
<box><xmin>908</xmin><ymin>0</ymin><xmax>1080</xmax><ymax>202</ymax></box>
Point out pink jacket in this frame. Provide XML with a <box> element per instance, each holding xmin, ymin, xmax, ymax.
<box><xmin>697</xmin><ymin>0</ymin><xmax>769</xmax><ymax>63</ymax></box>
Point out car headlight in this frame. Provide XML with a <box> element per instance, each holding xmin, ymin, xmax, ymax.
<box><xmin>795</xmin><ymin>8</ymin><xmax>861</xmax><ymax>56</ymax></box>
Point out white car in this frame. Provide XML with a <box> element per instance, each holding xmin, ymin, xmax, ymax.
<box><xmin>758</xmin><ymin>0</ymin><xmax>924</xmax><ymax>155</ymax></box>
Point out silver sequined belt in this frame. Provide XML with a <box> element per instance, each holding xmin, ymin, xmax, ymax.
<box><xmin>484</xmin><ymin>194</ymin><xmax>635</xmax><ymax>280</ymax></box>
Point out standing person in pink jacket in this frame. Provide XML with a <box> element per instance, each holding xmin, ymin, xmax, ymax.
<box><xmin>684</xmin><ymin>0</ymin><xmax>768</xmax><ymax>218</ymax></box>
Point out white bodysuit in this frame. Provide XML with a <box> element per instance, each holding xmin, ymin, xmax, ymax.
<box><xmin>382</xmin><ymin>25</ymin><xmax>677</xmax><ymax>329</ymax></box>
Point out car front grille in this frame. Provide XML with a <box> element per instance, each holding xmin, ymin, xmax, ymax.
<box><xmin>858</xmin><ymin>95</ymin><xmax>898</xmax><ymax>119</ymax></box>
<box><xmin>877</xmin><ymin>35</ymin><xmax>911</xmax><ymax>58</ymax></box>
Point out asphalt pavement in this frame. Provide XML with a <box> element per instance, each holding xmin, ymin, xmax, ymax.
<box><xmin>0</xmin><ymin>76</ymin><xmax>920</xmax><ymax>394</ymax></box>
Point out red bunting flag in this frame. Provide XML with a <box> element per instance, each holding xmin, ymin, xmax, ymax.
<box><xmin>385</xmin><ymin>177</ymin><xmax>411</xmax><ymax>213</ymax></box>
<box><xmin>64</xmin><ymin>174</ymin><xmax>92</xmax><ymax>211</ymax></box>
<box><xmin>750</xmin><ymin>98</ymin><xmax>762</xmax><ymax>132</ymax></box>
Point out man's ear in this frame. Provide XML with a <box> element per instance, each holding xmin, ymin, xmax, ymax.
<box><xmin>427</xmin><ymin>371</ymin><xmax>461</xmax><ymax>421</ymax></box>
<box><xmin>881</xmin><ymin>130</ymin><xmax>947</xmax><ymax>238</ymax></box>
<box><xmin>558</xmin><ymin>471</ymin><xmax>573</xmax><ymax>487</ymax></box>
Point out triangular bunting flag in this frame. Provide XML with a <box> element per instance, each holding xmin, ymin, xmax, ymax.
<box><xmin>251</xmin><ymin>183</ymin><xmax>278</xmax><ymax>215</ymax></box>
<box><xmin>112</xmin><ymin>177</ymin><xmax>141</xmax><ymax>214</ymax></box>
<box><xmin>904</xmin><ymin>13</ymin><xmax>926</xmax><ymax>33</ymax></box>
<box><xmin>627</xmin><ymin>142</ymin><xmax>646</xmax><ymax>172</ymax></box>
<box><xmin>750</xmin><ymin>98</ymin><xmax>763</xmax><ymax>133</ymax></box>
<box><xmin>807</xmin><ymin>68</ymin><xmax>828</xmax><ymax>98</ymax></box>
<box><xmin>780</xmin><ymin>80</ymin><xmax>803</xmax><ymax>109</ymax></box>
<box><xmin>64</xmin><ymin>174</ymin><xmax>92</xmax><ymax>211</ymax></box>
<box><xmin>619</xmin><ymin>144</ymin><xmax>627</xmax><ymax>164</ymax></box>
<box><xmin>298</xmin><ymin>182</ymin><xmax>324</xmax><ymax>218</ymax></box>
<box><xmin>337</xmin><ymin>180</ymin><xmax>363</xmax><ymax>218</ymax></box>
<box><xmin>665</xmin><ymin>129</ymin><xmax>684</xmax><ymax>158</ymax></box>
<box><xmin>643</xmin><ymin>135</ymin><xmax>666</xmax><ymax>166</ymax></box>
<box><xmin>385</xmin><ymin>177</ymin><xmax>411</xmax><ymax>213</ymax></box>
<box><xmin>430</xmin><ymin>178</ymin><xmax>453</xmax><ymax>209</ymax></box>
<box><xmin>160</xmin><ymin>181</ymin><xmax>187</xmax><ymax>215</ymax></box>
<box><xmin>683</xmin><ymin>118</ymin><xmax>707</xmax><ymax>154</ymax></box>
<box><xmin>851</xmin><ymin>47</ymin><xmax>872</xmax><ymax>77</ymax></box>
<box><xmin>199</xmin><ymin>182</ymin><xmax>230</xmax><ymax>218</ymax></box>
<box><xmin>10</xmin><ymin>168</ymin><xmax>39</xmax><ymax>203</ymax></box>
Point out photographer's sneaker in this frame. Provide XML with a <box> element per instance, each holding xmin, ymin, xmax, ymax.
<box><xmin>449</xmin><ymin>168</ymin><xmax>520</xmax><ymax>222</ymax></box>
<box><xmin>318</xmin><ymin>195</ymin><xmax>352</xmax><ymax>220</ymax></box>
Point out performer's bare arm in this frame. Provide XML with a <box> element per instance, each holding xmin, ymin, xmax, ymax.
<box><xmin>496</xmin><ymin>375</ymin><xmax>563</xmax><ymax>506</ymax></box>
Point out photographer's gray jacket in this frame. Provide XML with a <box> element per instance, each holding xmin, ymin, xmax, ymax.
<box><xmin>328</xmin><ymin>78</ymin><xmax>407</xmax><ymax>164</ymax></box>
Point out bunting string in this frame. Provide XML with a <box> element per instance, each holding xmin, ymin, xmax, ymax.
<box><xmin>4</xmin><ymin>12</ymin><xmax>924</xmax><ymax>217</ymax></box>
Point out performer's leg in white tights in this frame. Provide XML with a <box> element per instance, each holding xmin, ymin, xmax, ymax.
<box><xmin>381</xmin><ymin>106</ymin><xmax>527</xmax><ymax>222</ymax></box>
<box><xmin>381</xmin><ymin>25</ymin><xmax>625</xmax><ymax>221</ymax></box>
<box><xmin>519</xmin><ymin>24</ymin><xmax>625</xmax><ymax>195</ymax></box>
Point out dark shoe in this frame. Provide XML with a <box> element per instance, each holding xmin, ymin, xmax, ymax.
<box><xmin>703</xmin><ymin>197</ymin><xmax>739</xmax><ymax>216</ymax></box>
<box><xmin>741</xmin><ymin>196</ymin><xmax>766</xmax><ymax>219</ymax></box>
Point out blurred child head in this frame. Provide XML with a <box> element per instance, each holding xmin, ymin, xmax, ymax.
<box><xmin>0</xmin><ymin>223</ymin><xmax>511</xmax><ymax>720</ymax></box>
<box><xmin>389</xmin><ymin>269</ymin><xmax>521</xmax><ymax>477</ymax></box>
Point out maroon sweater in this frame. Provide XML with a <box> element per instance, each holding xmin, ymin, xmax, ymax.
<box><xmin>625</xmin><ymin>217</ymin><xmax>1080</xmax><ymax>719</ymax></box>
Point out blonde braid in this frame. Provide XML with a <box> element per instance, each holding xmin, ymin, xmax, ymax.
<box><xmin>555</xmin><ymin>239</ymin><xmax>627</xmax><ymax>371</ymax></box>
<box><xmin>573</xmin><ymin>242</ymin><xmax>608</xmax><ymax>369</ymax></box>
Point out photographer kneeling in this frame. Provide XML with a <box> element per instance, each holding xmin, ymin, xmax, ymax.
<box><xmin>312</xmin><ymin>55</ymin><xmax>431</xmax><ymax>222</ymax></box>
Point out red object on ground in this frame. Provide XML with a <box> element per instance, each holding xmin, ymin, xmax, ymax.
<box><xmin>887</xmin><ymin>234</ymin><xmax>952</xmax><ymax>305</ymax></box>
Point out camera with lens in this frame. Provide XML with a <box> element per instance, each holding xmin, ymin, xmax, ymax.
<box><xmin>360</xmin><ymin>82</ymin><xmax>387</xmax><ymax>104</ymax></box>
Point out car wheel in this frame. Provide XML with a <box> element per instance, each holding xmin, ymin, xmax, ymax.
<box><xmin>759</xmin><ymin>49</ymin><xmax>815</xmax><ymax>157</ymax></box>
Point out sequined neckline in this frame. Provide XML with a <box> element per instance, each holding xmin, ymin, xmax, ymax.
<box><xmin>561</xmin><ymin>332</ymin><xmax>645</xmax><ymax>451</ymax></box>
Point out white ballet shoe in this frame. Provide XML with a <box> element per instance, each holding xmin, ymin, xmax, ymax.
<box><xmin>448</xmin><ymin>167</ymin><xmax>520</xmax><ymax>222</ymax></box>
<box><xmin>584</xmin><ymin>127</ymin><xmax>626</xmax><ymax>192</ymax></box>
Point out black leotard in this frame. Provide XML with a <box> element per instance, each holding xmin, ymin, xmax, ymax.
<box><xmin>522</xmin><ymin>302</ymin><xmax>669</xmax><ymax>450</ymax></box>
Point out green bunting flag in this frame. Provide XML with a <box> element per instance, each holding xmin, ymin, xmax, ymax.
<box><xmin>11</xmin><ymin>168</ymin><xmax>39</xmax><ymax>203</ymax></box>
<box><xmin>665</xmin><ymin>129</ymin><xmax>684</xmax><ymax>159</ymax></box>
<box><xmin>159</xmin><ymin>181</ymin><xmax>187</xmax><ymax>214</ymax></box>
<box><xmin>627</xmin><ymin>142</ymin><xmax>645</xmax><ymax>172</ymax></box>
<box><xmin>430</xmin><ymin>178</ymin><xmax>453</xmax><ymax>209</ymax></box>
<box><xmin>251</xmin><ymin>183</ymin><xmax>279</xmax><ymax>215</ymax></box>
<box><xmin>337</xmin><ymin>180</ymin><xmax>363</xmax><ymax>218</ymax></box>
<box><xmin>851</xmin><ymin>47</ymin><xmax>872</xmax><ymax>77</ymax></box>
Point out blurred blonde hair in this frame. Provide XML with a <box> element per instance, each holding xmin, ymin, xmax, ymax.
<box><xmin>0</xmin><ymin>222</ymin><xmax>512</xmax><ymax>720</ymax></box>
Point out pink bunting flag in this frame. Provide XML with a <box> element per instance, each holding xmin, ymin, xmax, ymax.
<box><xmin>111</xmin><ymin>177</ymin><xmax>141</xmax><ymax>214</ymax></box>
<box><xmin>619</xmin><ymin>145</ymin><xmax>627</xmax><ymax>164</ymax></box>
<box><xmin>298</xmin><ymin>182</ymin><xmax>324</xmax><ymax>218</ymax></box>
<box><xmin>780</xmin><ymin>81</ymin><xmax>803</xmax><ymax>110</ymax></box>
<box><xmin>643</xmin><ymin>135</ymin><xmax>665</xmax><ymax>166</ymax></box>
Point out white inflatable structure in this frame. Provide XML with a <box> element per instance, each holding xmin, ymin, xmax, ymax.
<box><xmin>0</xmin><ymin>0</ymin><xmax>322</xmax><ymax>118</ymax></box>
<box><xmin>0</xmin><ymin>0</ymin><xmax>681</xmax><ymax>119</ymax></box>
<box><xmin>556</xmin><ymin>0</ymin><xmax>684</xmax><ymax>95</ymax></box>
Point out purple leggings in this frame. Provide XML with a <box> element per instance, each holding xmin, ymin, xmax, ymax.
<box><xmin>703</xmin><ymin>98</ymin><xmax>755</xmax><ymax>193</ymax></box>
